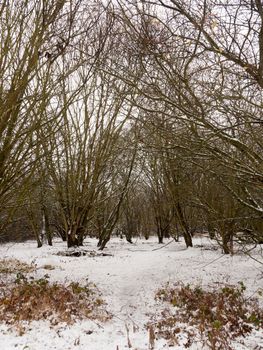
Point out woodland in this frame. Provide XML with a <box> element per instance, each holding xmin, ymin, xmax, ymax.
<box><xmin>0</xmin><ymin>0</ymin><xmax>262</xmax><ymax>255</ymax></box>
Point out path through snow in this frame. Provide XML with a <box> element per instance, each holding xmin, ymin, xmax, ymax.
<box><xmin>0</xmin><ymin>237</ymin><xmax>262</xmax><ymax>350</ymax></box>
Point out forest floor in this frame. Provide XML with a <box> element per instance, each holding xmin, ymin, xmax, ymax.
<box><xmin>0</xmin><ymin>236</ymin><xmax>262</xmax><ymax>350</ymax></box>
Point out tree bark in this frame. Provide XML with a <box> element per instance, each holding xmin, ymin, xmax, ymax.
<box><xmin>175</xmin><ymin>203</ymin><xmax>193</xmax><ymax>248</ymax></box>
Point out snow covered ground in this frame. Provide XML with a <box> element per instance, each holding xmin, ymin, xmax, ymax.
<box><xmin>0</xmin><ymin>236</ymin><xmax>262</xmax><ymax>350</ymax></box>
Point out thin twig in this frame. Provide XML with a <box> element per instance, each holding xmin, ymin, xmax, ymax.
<box><xmin>152</xmin><ymin>239</ymin><xmax>174</xmax><ymax>251</ymax></box>
<box><xmin>195</xmin><ymin>254</ymin><xmax>226</xmax><ymax>269</ymax></box>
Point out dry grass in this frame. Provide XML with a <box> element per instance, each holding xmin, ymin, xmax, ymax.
<box><xmin>0</xmin><ymin>259</ymin><xmax>35</xmax><ymax>274</ymax></box>
<box><xmin>42</xmin><ymin>264</ymin><xmax>56</xmax><ymax>270</ymax></box>
<box><xmin>0</xmin><ymin>274</ymin><xmax>111</xmax><ymax>329</ymax></box>
<box><xmin>148</xmin><ymin>282</ymin><xmax>263</xmax><ymax>349</ymax></box>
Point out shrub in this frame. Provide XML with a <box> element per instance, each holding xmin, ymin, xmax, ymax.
<box><xmin>0</xmin><ymin>259</ymin><xmax>35</xmax><ymax>274</ymax></box>
<box><xmin>0</xmin><ymin>274</ymin><xmax>111</xmax><ymax>328</ymax></box>
<box><xmin>149</xmin><ymin>282</ymin><xmax>263</xmax><ymax>349</ymax></box>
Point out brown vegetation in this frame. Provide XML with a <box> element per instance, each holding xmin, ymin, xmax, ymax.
<box><xmin>0</xmin><ymin>259</ymin><xmax>35</xmax><ymax>274</ymax></box>
<box><xmin>0</xmin><ymin>275</ymin><xmax>111</xmax><ymax>329</ymax></box>
<box><xmin>149</xmin><ymin>282</ymin><xmax>263</xmax><ymax>349</ymax></box>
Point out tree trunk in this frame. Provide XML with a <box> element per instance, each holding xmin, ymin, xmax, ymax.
<box><xmin>207</xmin><ymin>220</ymin><xmax>215</xmax><ymax>239</ymax></box>
<box><xmin>222</xmin><ymin>230</ymin><xmax>233</xmax><ymax>254</ymax></box>
<box><xmin>77</xmin><ymin>229</ymin><xmax>84</xmax><ymax>246</ymax></box>
<box><xmin>98</xmin><ymin>234</ymin><xmax>111</xmax><ymax>250</ymax></box>
<box><xmin>37</xmin><ymin>237</ymin><xmax>43</xmax><ymax>248</ymax></box>
<box><xmin>43</xmin><ymin>209</ymin><xmax>52</xmax><ymax>246</ymax></box>
<box><xmin>182</xmin><ymin>230</ymin><xmax>193</xmax><ymax>248</ymax></box>
<box><xmin>156</xmin><ymin>216</ymin><xmax>164</xmax><ymax>243</ymax></box>
<box><xmin>67</xmin><ymin>231</ymin><xmax>79</xmax><ymax>248</ymax></box>
<box><xmin>158</xmin><ymin>234</ymin><xmax>163</xmax><ymax>244</ymax></box>
<box><xmin>126</xmin><ymin>236</ymin><xmax>133</xmax><ymax>243</ymax></box>
<box><xmin>222</xmin><ymin>232</ymin><xmax>231</xmax><ymax>254</ymax></box>
<box><xmin>175</xmin><ymin>203</ymin><xmax>193</xmax><ymax>247</ymax></box>
<box><xmin>125</xmin><ymin>227</ymin><xmax>133</xmax><ymax>243</ymax></box>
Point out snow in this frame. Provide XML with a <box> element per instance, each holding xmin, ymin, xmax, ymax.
<box><xmin>0</xmin><ymin>236</ymin><xmax>262</xmax><ymax>350</ymax></box>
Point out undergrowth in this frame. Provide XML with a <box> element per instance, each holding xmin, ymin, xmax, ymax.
<box><xmin>0</xmin><ymin>274</ymin><xmax>110</xmax><ymax>332</ymax></box>
<box><xmin>0</xmin><ymin>259</ymin><xmax>35</xmax><ymax>274</ymax></box>
<box><xmin>148</xmin><ymin>282</ymin><xmax>263</xmax><ymax>349</ymax></box>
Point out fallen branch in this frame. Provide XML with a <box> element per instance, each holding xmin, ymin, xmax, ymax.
<box><xmin>152</xmin><ymin>240</ymin><xmax>174</xmax><ymax>251</ymax></box>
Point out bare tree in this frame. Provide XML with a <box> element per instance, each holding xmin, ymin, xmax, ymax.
<box><xmin>0</xmin><ymin>0</ymin><xmax>86</xmax><ymax>238</ymax></box>
<box><xmin>100</xmin><ymin>1</ymin><xmax>263</xmax><ymax>250</ymax></box>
